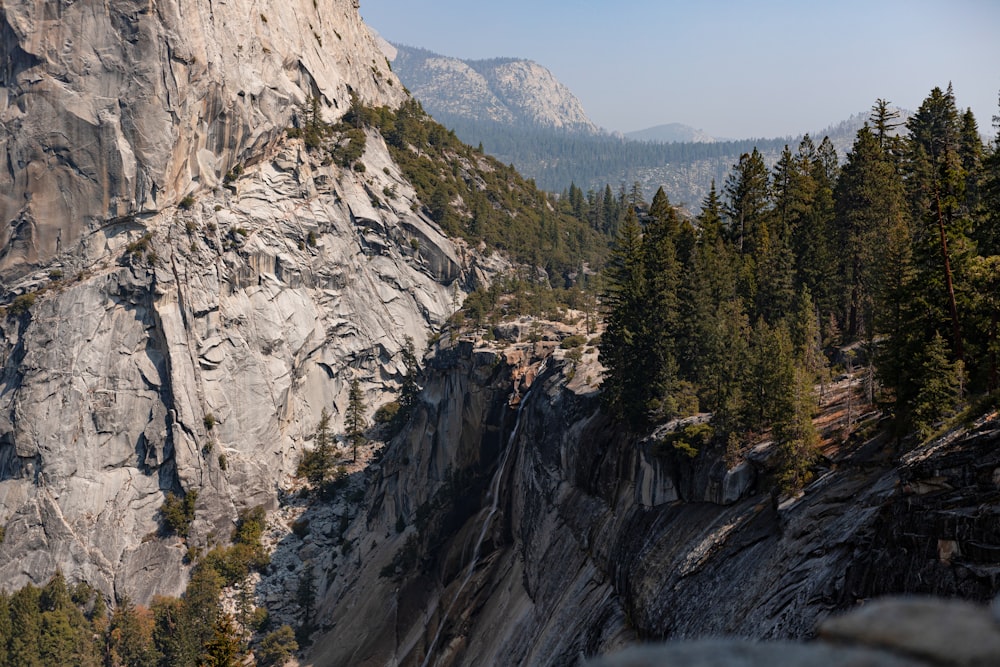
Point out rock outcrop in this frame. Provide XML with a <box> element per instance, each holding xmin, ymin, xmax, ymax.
<box><xmin>388</xmin><ymin>44</ymin><xmax>600</xmax><ymax>134</ymax></box>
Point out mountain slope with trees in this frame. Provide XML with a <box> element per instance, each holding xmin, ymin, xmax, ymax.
<box><xmin>601</xmin><ymin>87</ymin><xmax>999</xmax><ymax>469</ymax></box>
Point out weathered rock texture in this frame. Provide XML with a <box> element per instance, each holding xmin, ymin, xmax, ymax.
<box><xmin>0</xmin><ymin>0</ymin><xmax>403</xmax><ymax>276</ymax></box>
<box><xmin>0</xmin><ymin>0</ymin><xmax>475</xmax><ymax>603</ymax></box>
<box><xmin>307</xmin><ymin>336</ymin><xmax>1000</xmax><ymax>666</ymax></box>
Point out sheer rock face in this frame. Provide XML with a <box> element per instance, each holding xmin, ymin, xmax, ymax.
<box><xmin>0</xmin><ymin>0</ymin><xmax>466</xmax><ymax>602</ymax></box>
<box><xmin>0</xmin><ymin>0</ymin><xmax>403</xmax><ymax>277</ymax></box>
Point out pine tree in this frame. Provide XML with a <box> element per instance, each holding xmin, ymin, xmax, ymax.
<box><xmin>257</xmin><ymin>625</ymin><xmax>298</xmax><ymax>667</ymax></box>
<box><xmin>8</xmin><ymin>583</ymin><xmax>41</xmax><ymax>667</ymax></box>
<box><xmin>724</xmin><ymin>148</ymin><xmax>771</xmax><ymax>257</ymax></box>
<box><xmin>297</xmin><ymin>409</ymin><xmax>332</xmax><ymax>486</ymax></box>
<box><xmin>870</xmin><ymin>98</ymin><xmax>904</xmax><ymax>156</ymax></box>
<box><xmin>0</xmin><ymin>591</ymin><xmax>10</xmax><ymax>666</ymax></box>
<box><xmin>773</xmin><ymin>367</ymin><xmax>820</xmax><ymax>493</ymax></box>
<box><xmin>107</xmin><ymin>596</ymin><xmax>159</xmax><ymax>667</ymax></box>
<box><xmin>641</xmin><ymin>191</ymin><xmax>681</xmax><ymax>419</ymax></box>
<box><xmin>835</xmin><ymin>126</ymin><xmax>906</xmax><ymax>341</ymax></box>
<box><xmin>742</xmin><ymin>320</ymin><xmax>797</xmax><ymax>432</ymax></box>
<box><xmin>199</xmin><ymin>614</ymin><xmax>243</xmax><ymax>667</ymax></box>
<box><xmin>396</xmin><ymin>336</ymin><xmax>420</xmax><ymax>429</ymax></box>
<box><xmin>905</xmin><ymin>85</ymin><xmax>970</xmax><ymax>362</ymax></box>
<box><xmin>911</xmin><ymin>332</ymin><xmax>964</xmax><ymax>439</ymax></box>
<box><xmin>346</xmin><ymin>377</ymin><xmax>366</xmax><ymax>462</ymax></box>
<box><xmin>600</xmin><ymin>207</ymin><xmax>649</xmax><ymax>426</ymax></box>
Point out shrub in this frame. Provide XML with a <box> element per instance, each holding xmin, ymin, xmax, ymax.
<box><xmin>258</xmin><ymin>625</ymin><xmax>298</xmax><ymax>667</ymax></box>
<box><xmin>179</xmin><ymin>195</ymin><xmax>196</xmax><ymax>210</ymax></box>
<box><xmin>372</xmin><ymin>401</ymin><xmax>399</xmax><ymax>424</ymax></box>
<box><xmin>204</xmin><ymin>413</ymin><xmax>216</xmax><ymax>430</ymax></box>
<box><xmin>161</xmin><ymin>490</ymin><xmax>198</xmax><ymax>538</ymax></box>
<box><xmin>560</xmin><ymin>334</ymin><xmax>587</xmax><ymax>349</ymax></box>
<box><xmin>7</xmin><ymin>293</ymin><xmax>36</xmax><ymax>317</ymax></box>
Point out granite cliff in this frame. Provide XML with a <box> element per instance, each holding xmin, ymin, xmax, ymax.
<box><xmin>0</xmin><ymin>0</ymin><xmax>472</xmax><ymax>603</ymax></box>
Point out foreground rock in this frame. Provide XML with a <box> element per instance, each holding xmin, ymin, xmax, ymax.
<box><xmin>589</xmin><ymin>597</ymin><xmax>1000</xmax><ymax>667</ymax></box>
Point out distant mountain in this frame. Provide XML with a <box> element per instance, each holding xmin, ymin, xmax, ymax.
<box><xmin>384</xmin><ymin>39</ymin><xmax>911</xmax><ymax>208</ymax></box>
<box><xmin>388</xmin><ymin>44</ymin><xmax>600</xmax><ymax>134</ymax></box>
<box><xmin>625</xmin><ymin>123</ymin><xmax>716</xmax><ymax>144</ymax></box>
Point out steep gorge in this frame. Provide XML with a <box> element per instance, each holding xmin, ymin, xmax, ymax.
<box><xmin>310</xmin><ymin>333</ymin><xmax>1000</xmax><ymax>666</ymax></box>
<box><xmin>2</xmin><ymin>2</ymin><xmax>1000</xmax><ymax>666</ymax></box>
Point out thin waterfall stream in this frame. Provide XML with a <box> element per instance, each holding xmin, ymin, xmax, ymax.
<box><xmin>420</xmin><ymin>363</ymin><xmax>545</xmax><ymax>667</ymax></box>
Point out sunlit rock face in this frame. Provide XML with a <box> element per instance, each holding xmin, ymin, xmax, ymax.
<box><xmin>0</xmin><ymin>0</ymin><xmax>472</xmax><ymax>602</ymax></box>
<box><xmin>0</xmin><ymin>0</ymin><xmax>404</xmax><ymax>277</ymax></box>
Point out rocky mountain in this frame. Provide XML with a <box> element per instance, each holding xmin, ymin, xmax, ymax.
<box><xmin>0</xmin><ymin>0</ymin><xmax>475</xmax><ymax>602</ymax></box>
<box><xmin>2</xmin><ymin>3</ymin><xmax>997</xmax><ymax>667</ymax></box>
<box><xmin>384</xmin><ymin>42</ymin><xmax>910</xmax><ymax>206</ymax></box>
<box><xmin>388</xmin><ymin>44</ymin><xmax>600</xmax><ymax>134</ymax></box>
<box><xmin>625</xmin><ymin>122</ymin><xmax>716</xmax><ymax>144</ymax></box>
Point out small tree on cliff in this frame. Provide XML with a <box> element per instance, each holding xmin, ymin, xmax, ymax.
<box><xmin>345</xmin><ymin>377</ymin><xmax>366</xmax><ymax>462</ymax></box>
<box><xmin>297</xmin><ymin>409</ymin><xmax>333</xmax><ymax>487</ymax></box>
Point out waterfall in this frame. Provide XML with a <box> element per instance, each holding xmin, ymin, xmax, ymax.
<box><xmin>420</xmin><ymin>364</ymin><xmax>545</xmax><ymax>667</ymax></box>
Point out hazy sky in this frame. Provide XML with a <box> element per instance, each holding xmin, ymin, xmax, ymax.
<box><xmin>360</xmin><ymin>0</ymin><xmax>1000</xmax><ymax>140</ymax></box>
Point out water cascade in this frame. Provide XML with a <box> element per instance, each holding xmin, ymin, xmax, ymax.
<box><xmin>420</xmin><ymin>363</ymin><xmax>546</xmax><ymax>666</ymax></box>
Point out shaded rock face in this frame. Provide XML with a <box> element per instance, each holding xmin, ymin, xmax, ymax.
<box><xmin>0</xmin><ymin>0</ymin><xmax>472</xmax><ymax>600</ymax></box>
<box><xmin>310</xmin><ymin>342</ymin><xmax>1000</xmax><ymax>666</ymax></box>
<box><xmin>0</xmin><ymin>0</ymin><xmax>403</xmax><ymax>277</ymax></box>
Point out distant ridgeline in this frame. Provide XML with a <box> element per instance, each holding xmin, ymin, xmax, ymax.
<box><xmin>439</xmin><ymin>116</ymin><xmax>794</xmax><ymax>207</ymax></box>
<box><xmin>389</xmin><ymin>42</ymin><xmax>904</xmax><ymax>207</ymax></box>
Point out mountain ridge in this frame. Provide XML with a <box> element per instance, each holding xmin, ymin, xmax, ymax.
<box><xmin>387</xmin><ymin>42</ymin><xmax>600</xmax><ymax>134</ymax></box>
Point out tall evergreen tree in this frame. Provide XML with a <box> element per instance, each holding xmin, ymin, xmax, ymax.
<box><xmin>724</xmin><ymin>148</ymin><xmax>772</xmax><ymax>258</ymax></box>
<box><xmin>905</xmin><ymin>85</ymin><xmax>969</xmax><ymax>361</ymax></box>
<box><xmin>641</xmin><ymin>191</ymin><xmax>682</xmax><ymax>419</ymax></box>
<box><xmin>600</xmin><ymin>207</ymin><xmax>649</xmax><ymax>426</ymax></box>
<box><xmin>835</xmin><ymin>126</ymin><xmax>906</xmax><ymax>341</ymax></box>
<box><xmin>108</xmin><ymin>596</ymin><xmax>159</xmax><ymax>667</ymax></box>
<box><xmin>8</xmin><ymin>583</ymin><xmax>42</xmax><ymax>667</ymax></box>
<box><xmin>0</xmin><ymin>591</ymin><xmax>10</xmax><ymax>666</ymax></box>
<box><xmin>346</xmin><ymin>377</ymin><xmax>367</xmax><ymax>462</ymax></box>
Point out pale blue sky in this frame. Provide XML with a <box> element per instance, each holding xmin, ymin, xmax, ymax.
<box><xmin>360</xmin><ymin>0</ymin><xmax>1000</xmax><ymax>140</ymax></box>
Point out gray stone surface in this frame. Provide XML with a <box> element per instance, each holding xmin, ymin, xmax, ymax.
<box><xmin>820</xmin><ymin>598</ymin><xmax>1000</xmax><ymax>667</ymax></box>
<box><xmin>0</xmin><ymin>0</ymin><xmax>405</xmax><ymax>277</ymax></box>
<box><xmin>0</xmin><ymin>0</ymin><xmax>485</xmax><ymax>603</ymax></box>
<box><xmin>586</xmin><ymin>640</ymin><xmax>925</xmax><ymax>667</ymax></box>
